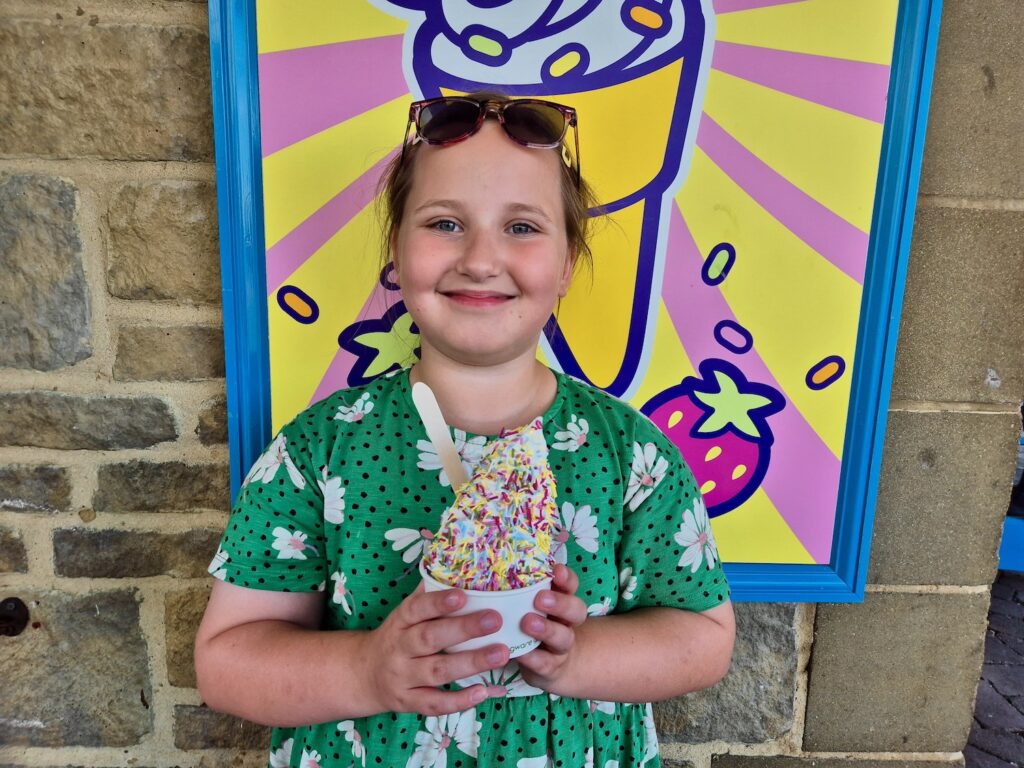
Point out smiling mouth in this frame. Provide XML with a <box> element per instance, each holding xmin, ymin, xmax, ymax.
<box><xmin>441</xmin><ymin>291</ymin><xmax>514</xmax><ymax>307</ymax></box>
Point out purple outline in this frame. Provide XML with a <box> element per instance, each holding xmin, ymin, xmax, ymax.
<box><xmin>714</xmin><ymin>319</ymin><xmax>754</xmax><ymax>354</ymax></box>
<box><xmin>276</xmin><ymin>285</ymin><xmax>319</xmax><ymax>325</ymax></box>
<box><xmin>701</xmin><ymin>241</ymin><xmax>736</xmax><ymax>286</ymax></box>
<box><xmin>805</xmin><ymin>355</ymin><xmax>846</xmax><ymax>390</ymax></box>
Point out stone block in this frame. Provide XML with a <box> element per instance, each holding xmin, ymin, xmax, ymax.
<box><xmin>891</xmin><ymin>207</ymin><xmax>1024</xmax><ymax>404</ymax></box>
<box><xmin>53</xmin><ymin>528</ymin><xmax>221</xmax><ymax>578</ymax></box>
<box><xmin>173</xmin><ymin>705</ymin><xmax>270</xmax><ymax>750</ymax></box>
<box><xmin>106</xmin><ymin>181</ymin><xmax>221</xmax><ymax>304</ymax></box>
<box><xmin>0</xmin><ymin>589</ymin><xmax>151</xmax><ymax>746</ymax></box>
<box><xmin>661</xmin><ymin>760</ymin><xmax>694</xmax><ymax>768</ymax></box>
<box><xmin>0</xmin><ymin>526</ymin><xmax>28</xmax><ymax>572</ymax></box>
<box><xmin>94</xmin><ymin>460</ymin><xmax>229</xmax><ymax>513</ymax></box>
<box><xmin>0</xmin><ymin>392</ymin><xmax>176</xmax><ymax>450</ymax></box>
<box><xmin>113</xmin><ymin>325</ymin><xmax>224</xmax><ymax>382</ymax></box>
<box><xmin>165</xmin><ymin>584</ymin><xmax>211</xmax><ymax>688</ymax></box>
<box><xmin>655</xmin><ymin>603</ymin><xmax>796</xmax><ymax>744</ymax></box>
<box><xmin>918</xmin><ymin>0</ymin><xmax>1024</xmax><ymax>198</ymax></box>
<box><xmin>0</xmin><ymin>465</ymin><xmax>71</xmax><ymax>513</ymax></box>
<box><xmin>804</xmin><ymin>592</ymin><xmax>990</xmax><ymax>752</ymax></box>
<box><xmin>0</xmin><ymin>174</ymin><xmax>90</xmax><ymax>370</ymax></box>
<box><xmin>713</xmin><ymin>758</ymin><xmax>962</xmax><ymax>768</ymax></box>
<box><xmin>869</xmin><ymin>410</ymin><xmax>1019</xmax><ymax>585</ymax></box>
<box><xmin>0</xmin><ymin>19</ymin><xmax>212</xmax><ymax>161</ymax></box>
<box><xmin>196</xmin><ymin>394</ymin><xmax>228</xmax><ymax>445</ymax></box>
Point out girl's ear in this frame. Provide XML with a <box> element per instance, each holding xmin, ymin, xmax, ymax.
<box><xmin>558</xmin><ymin>246</ymin><xmax>576</xmax><ymax>298</ymax></box>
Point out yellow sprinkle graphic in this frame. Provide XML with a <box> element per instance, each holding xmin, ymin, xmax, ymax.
<box><xmin>812</xmin><ymin>361</ymin><xmax>841</xmax><ymax>385</ymax></box>
<box><xmin>549</xmin><ymin>50</ymin><xmax>581</xmax><ymax>77</ymax></box>
<box><xmin>283</xmin><ymin>292</ymin><xmax>313</xmax><ymax>318</ymax></box>
<box><xmin>705</xmin><ymin>445</ymin><xmax>722</xmax><ymax>462</ymax></box>
<box><xmin>469</xmin><ymin>34</ymin><xmax>503</xmax><ymax>57</ymax></box>
<box><xmin>630</xmin><ymin>5</ymin><xmax>664</xmax><ymax>29</ymax></box>
<box><xmin>732</xmin><ymin>464</ymin><xmax>748</xmax><ymax>481</ymax></box>
<box><xmin>700</xmin><ymin>479</ymin><xmax>716</xmax><ymax>495</ymax></box>
<box><xmin>668</xmin><ymin>410</ymin><xmax>683</xmax><ymax>429</ymax></box>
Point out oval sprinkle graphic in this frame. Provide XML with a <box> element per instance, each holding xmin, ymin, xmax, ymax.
<box><xmin>667</xmin><ymin>410</ymin><xmax>683</xmax><ymax>429</ymax></box>
<box><xmin>701</xmin><ymin>242</ymin><xmax>736</xmax><ymax>286</ymax></box>
<box><xmin>806</xmin><ymin>355</ymin><xmax>846</xmax><ymax>390</ymax></box>
<box><xmin>630</xmin><ymin>5</ymin><xmax>664</xmax><ymax>29</ymax></box>
<box><xmin>469</xmin><ymin>34</ymin><xmax>503</xmax><ymax>57</ymax></box>
<box><xmin>277</xmin><ymin>285</ymin><xmax>319</xmax><ymax>325</ymax></box>
<box><xmin>549</xmin><ymin>50</ymin><xmax>581</xmax><ymax>77</ymax></box>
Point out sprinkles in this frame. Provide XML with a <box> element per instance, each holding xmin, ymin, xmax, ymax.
<box><xmin>423</xmin><ymin>418</ymin><xmax>558</xmax><ymax>591</ymax></box>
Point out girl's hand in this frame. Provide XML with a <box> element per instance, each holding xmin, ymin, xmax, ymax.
<box><xmin>516</xmin><ymin>564</ymin><xmax>589</xmax><ymax>693</ymax></box>
<box><xmin>362</xmin><ymin>584</ymin><xmax>509</xmax><ymax>716</ymax></box>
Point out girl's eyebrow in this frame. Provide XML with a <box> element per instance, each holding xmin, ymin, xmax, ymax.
<box><xmin>507</xmin><ymin>203</ymin><xmax>553</xmax><ymax>224</ymax></box>
<box><xmin>413</xmin><ymin>198</ymin><xmax>464</xmax><ymax>214</ymax></box>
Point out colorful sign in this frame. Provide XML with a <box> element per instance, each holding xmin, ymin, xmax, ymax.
<box><xmin>254</xmin><ymin>0</ymin><xmax>903</xmax><ymax>570</ymax></box>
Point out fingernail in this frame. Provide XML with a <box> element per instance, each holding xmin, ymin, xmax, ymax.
<box><xmin>444</xmin><ymin>592</ymin><xmax>460</xmax><ymax>608</ymax></box>
<box><xmin>480</xmin><ymin>614</ymin><xmax>500</xmax><ymax>631</ymax></box>
<box><xmin>471</xmin><ymin>687</ymin><xmax>487</xmax><ymax>703</ymax></box>
<box><xmin>486</xmin><ymin>648</ymin><xmax>504</xmax><ymax>665</ymax></box>
<box><xmin>538</xmin><ymin>593</ymin><xmax>555</xmax><ymax>609</ymax></box>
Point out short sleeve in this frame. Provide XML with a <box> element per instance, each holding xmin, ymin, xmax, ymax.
<box><xmin>207</xmin><ymin>420</ymin><xmax>328</xmax><ymax>593</ymax></box>
<box><xmin>616</xmin><ymin>421</ymin><xmax>730</xmax><ymax>613</ymax></box>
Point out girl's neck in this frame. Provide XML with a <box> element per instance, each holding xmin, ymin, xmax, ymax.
<box><xmin>409</xmin><ymin>354</ymin><xmax>557</xmax><ymax>436</ymax></box>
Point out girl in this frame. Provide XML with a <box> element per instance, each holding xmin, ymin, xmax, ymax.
<box><xmin>195</xmin><ymin>93</ymin><xmax>735</xmax><ymax>768</ymax></box>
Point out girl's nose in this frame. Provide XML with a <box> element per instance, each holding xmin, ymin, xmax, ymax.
<box><xmin>456</xmin><ymin>230</ymin><xmax>502</xmax><ymax>279</ymax></box>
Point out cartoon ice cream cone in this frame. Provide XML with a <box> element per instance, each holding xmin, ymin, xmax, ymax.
<box><xmin>376</xmin><ymin>0</ymin><xmax>715</xmax><ymax>397</ymax></box>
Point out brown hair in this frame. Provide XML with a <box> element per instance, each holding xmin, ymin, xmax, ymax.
<box><xmin>376</xmin><ymin>90</ymin><xmax>599</xmax><ymax>283</ymax></box>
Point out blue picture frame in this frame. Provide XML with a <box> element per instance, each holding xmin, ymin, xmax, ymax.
<box><xmin>209</xmin><ymin>0</ymin><xmax>944</xmax><ymax>603</ymax></box>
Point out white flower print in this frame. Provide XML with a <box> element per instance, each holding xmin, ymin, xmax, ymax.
<box><xmin>406</xmin><ymin>709</ymin><xmax>481</xmax><ymax>768</ymax></box>
<box><xmin>318</xmin><ymin>466</ymin><xmax>346</xmax><ymax>524</ymax></box>
<box><xmin>619</xmin><ymin>566</ymin><xmax>637</xmax><ymax>602</ymax></box>
<box><xmin>623</xmin><ymin>442</ymin><xmax>668</xmax><ymax>511</ymax></box>
<box><xmin>552</xmin><ymin>502</ymin><xmax>599</xmax><ymax>564</ymax></box>
<box><xmin>338</xmin><ymin>720</ymin><xmax>367</xmax><ymax>767</ymax></box>
<box><xmin>674</xmin><ymin>497</ymin><xmax>719</xmax><ymax>573</ymax></box>
<box><xmin>587</xmin><ymin>597</ymin><xmax>612</xmax><ymax>617</ymax></box>
<box><xmin>584</xmin><ymin>747</ymin><xmax>594</xmax><ymax>768</ymax></box>
<box><xmin>299</xmin><ymin>747</ymin><xmax>323</xmax><ymax>768</ymax></box>
<box><xmin>335</xmin><ymin>392</ymin><xmax>374</xmax><ymax>423</ymax></box>
<box><xmin>384</xmin><ymin>527</ymin><xmax>434</xmax><ymax>564</ymax></box>
<box><xmin>456</xmin><ymin>661</ymin><xmax>543</xmax><ymax>698</ymax></box>
<box><xmin>589</xmin><ymin>699</ymin><xmax>616</xmax><ymax>715</ymax></box>
<box><xmin>518</xmin><ymin>756</ymin><xmax>553</xmax><ymax>768</ymax></box>
<box><xmin>208</xmin><ymin>545</ymin><xmax>229</xmax><ymax>581</ymax></box>
<box><xmin>641</xmin><ymin>703</ymin><xmax>659</xmax><ymax>765</ymax></box>
<box><xmin>269</xmin><ymin>737</ymin><xmax>293</xmax><ymax>768</ymax></box>
<box><xmin>243</xmin><ymin>434</ymin><xmax>306</xmax><ymax>490</ymax></box>
<box><xmin>330</xmin><ymin>571</ymin><xmax>353</xmax><ymax>615</ymax></box>
<box><xmin>417</xmin><ymin>430</ymin><xmax>487</xmax><ymax>487</ymax></box>
<box><xmin>271</xmin><ymin>526</ymin><xmax>318</xmax><ymax>560</ymax></box>
<box><xmin>605</xmin><ymin>761</ymin><xmax>621</xmax><ymax>768</ymax></box>
<box><xmin>552</xmin><ymin>414</ymin><xmax>589</xmax><ymax>452</ymax></box>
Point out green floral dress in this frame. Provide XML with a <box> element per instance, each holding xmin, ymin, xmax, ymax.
<box><xmin>209</xmin><ymin>367</ymin><xmax>729</xmax><ymax>768</ymax></box>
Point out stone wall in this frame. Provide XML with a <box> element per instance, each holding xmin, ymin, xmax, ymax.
<box><xmin>0</xmin><ymin>2</ymin><xmax>1021</xmax><ymax>768</ymax></box>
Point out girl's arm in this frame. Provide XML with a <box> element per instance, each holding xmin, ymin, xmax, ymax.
<box><xmin>516</xmin><ymin>565</ymin><xmax>736</xmax><ymax>701</ymax></box>
<box><xmin>194</xmin><ymin>580</ymin><xmax>509</xmax><ymax>726</ymax></box>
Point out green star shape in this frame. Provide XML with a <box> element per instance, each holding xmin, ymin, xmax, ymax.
<box><xmin>354</xmin><ymin>313</ymin><xmax>420</xmax><ymax>378</ymax></box>
<box><xmin>693</xmin><ymin>369</ymin><xmax>773</xmax><ymax>439</ymax></box>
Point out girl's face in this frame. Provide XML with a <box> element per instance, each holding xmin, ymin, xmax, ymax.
<box><xmin>392</xmin><ymin>120</ymin><xmax>574</xmax><ymax>369</ymax></box>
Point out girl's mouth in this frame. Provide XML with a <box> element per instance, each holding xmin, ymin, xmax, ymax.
<box><xmin>442</xmin><ymin>291</ymin><xmax>513</xmax><ymax>308</ymax></box>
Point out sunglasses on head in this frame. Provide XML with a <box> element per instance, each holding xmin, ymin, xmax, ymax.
<box><xmin>402</xmin><ymin>97</ymin><xmax>581</xmax><ymax>186</ymax></box>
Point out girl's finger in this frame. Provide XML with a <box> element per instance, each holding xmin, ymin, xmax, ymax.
<box><xmin>407</xmin><ymin>683</ymin><xmax>493</xmax><ymax>717</ymax></box>
<box><xmin>521</xmin><ymin>612</ymin><xmax>575</xmax><ymax>654</ymax></box>
<box><xmin>411</xmin><ymin>643</ymin><xmax>509</xmax><ymax>688</ymax></box>
<box><xmin>535</xmin><ymin>590</ymin><xmax>588</xmax><ymax>627</ymax></box>
<box><xmin>552</xmin><ymin>564</ymin><xmax>579</xmax><ymax>595</ymax></box>
<box><xmin>397</xmin><ymin>585</ymin><xmax>465</xmax><ymax>628</ymax></box>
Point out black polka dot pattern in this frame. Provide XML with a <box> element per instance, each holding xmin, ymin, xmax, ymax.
<box><xmin>210</xmin><ymin>368</ymin><xmax>730</xmax><ymax>767</ymax></box>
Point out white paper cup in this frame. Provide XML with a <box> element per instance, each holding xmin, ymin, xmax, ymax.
<box><xmin>419</xmin><ymin>560</ymin><xmax>552</xmax><ymax>658</ymax></box>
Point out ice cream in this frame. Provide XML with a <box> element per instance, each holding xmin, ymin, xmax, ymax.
<box><xmin>376</xmin><ymin>0</ymin><xmax>715</xmax><ymax>396</ymax></box>
<box><xmin>422</xmin><ymin>417</ymin><xmax>558</xmax><ymax>591</ymax></box>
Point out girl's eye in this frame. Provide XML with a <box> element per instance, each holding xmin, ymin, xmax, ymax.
<box><xmin>432</xmin><ymin>219</ymin><xmax>460</xmax><ymax>233</ymax></box>
<box><xmin>509</xmin><ymin>222</ymin><xmax>536</xmax><ymax>235</ymax></box>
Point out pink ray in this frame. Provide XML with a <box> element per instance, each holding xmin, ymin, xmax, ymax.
<box><xmin>265</xmin><ymin>149</ymin><xmax>398</xmax><ymax>296</ymax></box>
<box><xmin>258</xmin><ymin>36</ymin><xmax>407</xmax><ymax>156</ymax></box>
<box><xmin>661</xmin><ymin>206</ymin><xmax>838</xmax><ymax>563</ymax></box>
<box><xmin>713</xmin><ymin>0</ymin><xmax>808</xmax><ymax>13</ymax></box>
<box><xmin>712</xmin><ymin>41</ymin><xmax>890</xmax><ymax>123</ymax></box>
<box><xmin>696</xmin><ymin>114</ymin><xmax>867</xmax><ymax>284</ymax></box>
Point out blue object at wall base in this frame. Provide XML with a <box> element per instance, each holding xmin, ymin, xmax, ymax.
<box><xmin>999</xmin><ymin>516</ymin><xmax>1024</xmax><ymax>574</ymax></box>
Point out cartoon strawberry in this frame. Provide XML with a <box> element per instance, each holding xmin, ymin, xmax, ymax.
<box><xmin>641</xmin><ymin>358</ymin><xmax>785</xmax><ymax>517</ymax></box>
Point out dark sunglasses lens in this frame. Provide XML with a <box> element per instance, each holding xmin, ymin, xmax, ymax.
<box><xmin>418</xmin><ymin>100</ymin><xmax>481</xmax><ymax>142</ymax></box>
<box><xmin>503</xmin><ymin>102</ymin><xmax>566</xmax><ymax>145</ymax></box>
